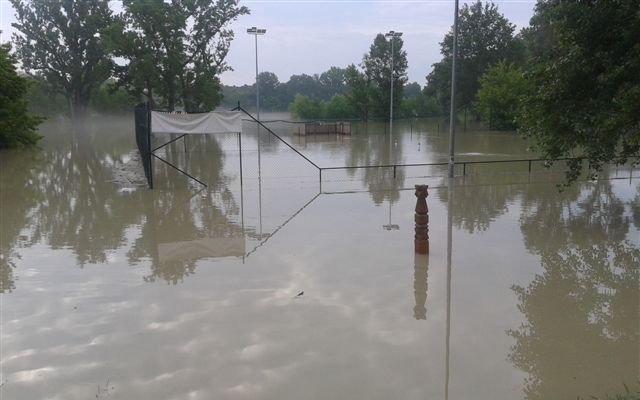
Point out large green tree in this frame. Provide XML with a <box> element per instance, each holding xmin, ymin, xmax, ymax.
<box><xmin>474</xmin><ymin>61</ymin><xmax>528</xmax><ymax>130</ymax></box>
<box><xmin>343</xmin><ymin>34</ymin><xmax>407</xmax><ymax>121</ymax></box>
<box><xmin>113</xmin><ymin>0</ymin><xmax>248</xmax><ymax>112</ymax></box>
<box><xmin>519</xmin><ymin>0</ymin><xmax>640</xmax><ymax>183</ymax></box>
<box><xmin>318</xmin><ymin>67</ymin><xmax>348</xmax><ymax>99</ymax></box>
<box><xmin>11</xmin><ymin>0</ymin><xmax>115</xmax><ymax>120</ymax></box>
<box><xmin>425</xmin><ymin>1</ymin><xmax>519</xmax><ymax>114</ymax></box>
<box><xmin>0</xmin><ymin>40</ymin><xmax>43</xmax><ymax>148</ymax></box>
<box><xmin>344</xmin><ymin>64</ymin><xmax>370</xmax><ymax>120</ymax></box>
<box><xmin>256</xmin><ymin>71</ymin><xmax>285</xmax><ymax>110</ymax></box>
<box><xmin>362</xmin><ymin>33</ymin><xmax>408</xmax><ymax>119</ymax></box>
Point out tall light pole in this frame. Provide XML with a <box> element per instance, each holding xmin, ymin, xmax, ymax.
<box><xmin>385</xmin><ymin>31</ymin><xmax>403</xmax><ymax>140</ymax></box>
<box><xmin>247</xmin><ymin>27</ymin><xmax>266</xmax><ymax>237</ymax></box>
<box><xmin>448</xmin><ymin>1</ymin><xmax>459</xmax><ymax>178</ymax></box>
<box><xmin>247</xmin><ymin>27</ymin><xmax>266</xmax><ymax>121</ymax></box>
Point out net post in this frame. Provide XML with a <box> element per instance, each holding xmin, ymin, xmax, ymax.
<box><xmin>238</xmin><ymin>132</ymin><xmax>243</xmax><ymax>189</ymax></box>
<box><xmin>147</xmin><ymin>102</ymin><xmax>154</xmax><ymax>189</ymax></box>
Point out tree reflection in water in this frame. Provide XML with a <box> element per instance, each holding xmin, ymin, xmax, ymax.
<box><xmin>126</xmin><ymin>134</ymin><xmax>246</xmax><ymax>284</ymax></box>
<box><xmin>437</xmin><ymin>178</ymin><xmax>523</xmax><ymax>233</ymax></box>
<box><xmin>0</xmin><ymin>119</ymin><xmax>246</xmax><ymax>287</ymax></box>
<box><xmin>511</xmin><ymin>179</ymin><xmax>639</xmax><ymax>400</ymax></box>
<box><xmin>345</xmin><ymin>121</ymin><xmax>405</xmax><ymax>205</ymax></box>
<box><xmin>0</xmin><ymin>149</ymin><xmax>44</xmax><ymax>293</ymax></box>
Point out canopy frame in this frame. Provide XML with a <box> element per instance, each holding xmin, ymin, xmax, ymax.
<box><xmin>134</xmin><ymin>103</ymin><xmax>243</xmax><ymax>190</ymax></box>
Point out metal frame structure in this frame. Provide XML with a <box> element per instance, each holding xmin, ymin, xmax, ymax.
<box><xmin>138</xmin><ymin>102</ymin><xmax>638</xmax><ymax>195</ymax></box>
<box><xmin>134</xmin><ymin>103</ymin><xmax>243</xmax><ymax>190</ymax></box>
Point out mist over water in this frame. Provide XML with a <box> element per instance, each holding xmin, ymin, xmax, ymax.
<box><xmin>1</xmin><ymin>114</ymin><xmax>638</xmax><ymax>399</ymax></box>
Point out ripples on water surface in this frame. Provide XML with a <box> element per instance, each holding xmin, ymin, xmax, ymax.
<box><xmin>1</xmin><ymin>116</ymin><xmax>638</xmax><ymax>400</ymax></box>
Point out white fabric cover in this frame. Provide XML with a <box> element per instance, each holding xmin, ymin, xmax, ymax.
<box><xmin>151</xmin><ymin>111</ymin><xmax>242</xmax><ymax>134</ymax></box>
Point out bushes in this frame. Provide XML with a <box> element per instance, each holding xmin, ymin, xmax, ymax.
<box><xmin>0</xmin><ymin>42</ymin><xmax>42</xmax><ymax>148</ymax></box>
<box><xmin>474</xmin><ymin>61</ymin><xmax>528</xmax><ymax>130</ymax></box>
<box><xmin>289</xmin><ymin>94</ymin><xmax>358</xmax><ymax>120</ymax></box>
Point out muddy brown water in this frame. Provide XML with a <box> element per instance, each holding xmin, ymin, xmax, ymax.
<box><xmin>1</xmin><ymin>116</ymin><xmax>638</xmax><ymax>399</ymax></box>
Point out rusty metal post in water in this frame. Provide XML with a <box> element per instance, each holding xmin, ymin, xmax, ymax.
<box><xmin>414</xmin><ymin>185</ymin><xmax>429</xmax><ymax>254</ymax></box>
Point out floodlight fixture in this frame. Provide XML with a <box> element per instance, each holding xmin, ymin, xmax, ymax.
<box><xmin>247</xmin><ymin>27</ymin><xmax>267</xmax><ymax>122</ymax></box>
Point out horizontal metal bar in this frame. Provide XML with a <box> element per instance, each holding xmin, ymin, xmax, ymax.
<box><xmin>317</xmin><ymin>157</ymin><xmax>626</xmax><ymax>172</ymax></box>
<box><xmin>321</xmin><ymin>162</ymin><xmax>449</xmax><ymax>171</ymax></box>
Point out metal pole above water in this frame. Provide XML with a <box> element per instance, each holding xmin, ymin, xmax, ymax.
<box><xmin>247</xmin><ymin>27</ymin><xmax>266</xmax><ymax>169</ymax></box>
<box><xmin>385</xmin><ymin>31</ymin><xmax>402</xmax><ymax>152</ymax></box>
<box><xmin>390</xmin><ymin>36</ymin><xmax>394</xmax><ymax>139</ymax></box>
<box><xmin>448</xmin><ymin>0</ymin><xmax>459</xmax><ymax>178</ymax></box>
<box><xmin>247</xmin><ymin>27</ymin><xmax>266</xmax><ymax>121</ymax></box>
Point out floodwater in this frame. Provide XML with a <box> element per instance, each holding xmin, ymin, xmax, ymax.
<box><xmin>1</xmin><ymin>115</ymin><xmax>638</xmax><ymax>400</ymax></box>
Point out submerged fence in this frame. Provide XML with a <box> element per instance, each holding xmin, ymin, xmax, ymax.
<box><xmin>137</xmin><ymin>104</ymin><xmax>637</xmax><ymax>193</ymax></box>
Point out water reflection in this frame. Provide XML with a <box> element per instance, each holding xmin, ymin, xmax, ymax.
<box><xmin>345</xmin><ymin>122</ymin><xmax>405</xmax><ymax>205</ymax></box>
<box><xmin>512</xmin><ymin>179</ymin><xmax>639</xmax><ymax>399</ymax></box>
<box><xmin>0</xmin><ymin>150</ymin><xmax>44</xmax><ymax>293</ymax></box>
<box><xmin>413</xmin><ymin>253</ymin><xmax>428</xmax><ymax>320</ymax></box>
<box><xmin>437</xmin><ymin>178</ymin><xmax>521</xmax><ymax>233</ymax></box>
<box><xmin>520</xmin><ymin>180</ymin><xmax>629</xmax><ymax>254</ymax></box>
<box><xmin>28</xmin><ymin>138</ymin><xmax>143</xmax><ymax>265</ymax></box>
<box><xmin>509</xmin><ymin>241</ymin><xmax>639</xmax><ymax>399</ymax></box>
<box><xmin>1</xmin><ymin>115</ymin><xmax>638</xmax><ymax>399</ymax></box>
<box><xmin>0</xmin><ymin>119</ymin><xmax>325</xmax><ymax>288</ymax></box>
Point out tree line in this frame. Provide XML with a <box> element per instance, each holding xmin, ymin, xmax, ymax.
<box><xmin>1</xmin><ymin>0</ymin><xmax>637</xmax><ymax>183</ymax></box>
<box><xmin>225</xmin><ymin>3</ymin><xmax>527</xmax><ymax>123</ymax></box>
<box><xmin>10</xmin><ymin>0</ymin><xmax>248</xmax><ymax>120</ymax></box>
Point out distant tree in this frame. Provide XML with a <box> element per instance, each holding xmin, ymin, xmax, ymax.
<box><xmin>257</xmin><ymin>71</ymin><xmax>285</xmax><ymax>110</ymax></box>
<box><xmin>400</xmin><ymin>91</ymin><xmax>441</xmax><ymax>118</ymax></box>
<box><xmin>518</xmin><ymin>0</ymin><xmax>640</xmax><ymax>183</ymax></box>
<box><xmin>400</xmin><ymin>82</ymin><xmax>445</xmax><ymax>118</ymax></box>
<box><xmin>226</xmin><ymin>66</ymin><xmax>350</xmax><ymax>111</ymax></box>
<box><xmin>362</xmin><ymin>33</ymin><xmax>408</xmax><ymax>119</ymax></box>
<box><xmin>318</xmin><ymin>67</ymin><xmax>348</xmax><ymax>99</ymax></box>
<box><xmin>0</xmin><ymin>40</ymin><xmax>43</xmax><ymax>148</ymax></box>
<box><xmin>89</xmin><ymin>80</ymin><xmax>138</xmax><ymax>114</ymax></box>
<box><xmin>24</xmin><ymin>76</ymin><xmax>67</xmax><ymax>116</ymax></box>
<box><xmin>11</xmin><ymin>0</ymin><xmax>115</xmax><ymax>120</ymax></box>
<box><xmin>288</xmin><ymin>94</ymin><xmax>324</xmax><ymax>119</ymax></box>
<box><xmin>324</xmin><ymin>94</ymin><xmax>357</xmax><ymax>119</ymax></box>
<box><xmin>285</xmin><ymin>73</ymin><xmax>322</xmax><ymax>100</ymax></box>
<box><xmin>114</xmin><ymin>0</ymin><xmax>248</xmax><ymax>111</ymax></box>
<box><xmin>425</xmin><ymin>1</ymin><xmax>518</xmax><ymax>114</ymax></box>
<box><xmin>474</xmin><ymin>61</ymin><xmax>528</xmax><ymax>130</ymax></box>
<box><xmin>344</xmin><ymin>64</ymin><xmax>371</xmax><ymax>120</ymax></box>
<box><xmin>404</xmin><ymin>82</ymin><xmax>421</xmax><ymax>99</ymax></box>
<box><xmin>221</xmin><ymin>84</ymin><xmax>254</xmax><ymax>108</ymax></box>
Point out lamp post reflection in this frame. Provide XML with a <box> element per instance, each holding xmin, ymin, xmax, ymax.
<box><xmin>445</xmin><ymin>183</ymin><xmax>453</xmax><ymax>400</ymax></box>
<box><xmin>382</xmin><ymin>200</ymin><xmax>399</xmax><ymax>231</ymax></box>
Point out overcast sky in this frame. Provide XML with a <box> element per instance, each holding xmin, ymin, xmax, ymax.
<box><xmin>0</xmin><ymin>0</ymin><xmax>537</xmax><ymax>87</ymax></box>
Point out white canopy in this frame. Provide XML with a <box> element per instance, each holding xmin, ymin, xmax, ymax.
<box><xmin>151</xmin><ymin>110</ymin><xmax>243</xmax><ymax>134</ymax></box>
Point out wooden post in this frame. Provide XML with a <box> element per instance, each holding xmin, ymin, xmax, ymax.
<box><xmin>414</xmin><ymin>184</ymin><xmax>429</xmax><ymax>254</ymax></box>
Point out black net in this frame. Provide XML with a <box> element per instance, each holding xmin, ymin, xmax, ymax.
<box><xmin>134</xmin><ymin>102</ymin><xmax>153</xmax><ymax>188</ymax></box>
